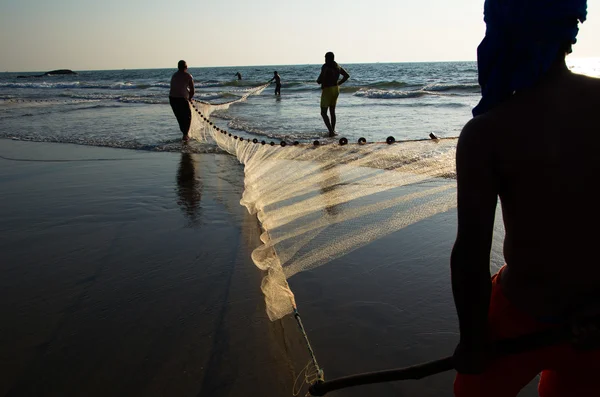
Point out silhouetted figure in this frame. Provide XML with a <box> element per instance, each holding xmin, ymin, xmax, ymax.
<box><xmin>451</xmin><ymin>1</ymin><xmax>599</xmax><ymax>396</ymax></box>
<box><xmin>169</xmin><ymin>60</ymin><xmax>195</xmax><ymax>140</ymax></box>
<box><xmin>176</xmin><ymin>152</ymin><xmax>202</xmax><ymax>226</ymax></box>
<box><xmin>317</xmin><ymin>52</ymin><xmax>349</xmax><ymax>137</ymax></box>
<box><xmin>235</xmin><ymin>72</ymin><xmax>242</xmax><ymax>80</ymax></box>
<box><xmin>269</xmin><ymin>71</ymin><xmax>281</xmax><ymax>95</ymax></box>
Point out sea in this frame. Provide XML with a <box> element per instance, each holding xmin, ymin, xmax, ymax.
<box><xmin>2</xmin><ymin>60</ymin><xmax>599</xmax><ymax>153</ymax></box>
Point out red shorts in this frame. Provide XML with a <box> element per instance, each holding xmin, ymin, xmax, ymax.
<box><xmin>454</xmin><ymin>267</ymin><xmax>600</xmax><ymax>397</ymax></box>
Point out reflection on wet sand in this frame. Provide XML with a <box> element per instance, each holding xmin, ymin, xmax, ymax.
<box><xmin>0</xmin><ymin>144</ymin><xmax>308</xmax><ymax>397</ymax></box>
<box><xmin>319</xmin><ymin>163</ymin><xmax>342</xmax><ymax>218</ymax></box>
<box><xmin>176</xmin><ymin>152</ymin><xmax>202</xmax><ymax>226</ymax></box>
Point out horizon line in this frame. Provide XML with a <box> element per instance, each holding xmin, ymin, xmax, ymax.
<box><xmin>2</xmin><ymin>56</ymin><xmax>598</xmax><ymax>74</ymax></box>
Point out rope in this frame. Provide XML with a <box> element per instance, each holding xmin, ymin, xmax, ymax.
<box><xmin>308</xmin><ymin>325</ymin><xmax>573</xmax><ymax>396</ymax></box>
<box><xmin>293</xmin><ymin>308</ymin><xmax>325</xmax><ymax>382</ymax></box>
<box><xmin>293</xmin><ymin>360</ymin><xmax>322</xmax><ymax>397</ymax></box>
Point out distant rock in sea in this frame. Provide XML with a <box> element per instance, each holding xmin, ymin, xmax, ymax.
<box><xmin>17</xmin><ymin>69</ymin><xmax>77</xmax><ymax>78</ymax></box>
<box><xmin>45</xmin><ymin>69</ymin><xmax>77</xmax><ymax>76</ymax></box>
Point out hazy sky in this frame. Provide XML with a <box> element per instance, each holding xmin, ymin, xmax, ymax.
<box><xmin>1</xmin><ymin>0</ymin><xmax>598</xmax><ymax>72</ymax></box>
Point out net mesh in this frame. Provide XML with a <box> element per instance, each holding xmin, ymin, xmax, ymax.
<box><xmin>189</xmin><ymin>85</ymin><xmax>458</xmax><ymax>320</ymax></box>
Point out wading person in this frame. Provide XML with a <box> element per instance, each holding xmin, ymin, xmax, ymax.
<box><xmin>169</xmin><ymin>60</ymin><xmax>195</xmax><ymax>140</ymax></box>
<box><xmin>316</xmin><ymin>52</ymin><xmax>349</xmax><ymax>137</ymax></box>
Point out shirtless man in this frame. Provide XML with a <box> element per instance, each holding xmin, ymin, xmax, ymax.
<box><xmin>270</xmin><ymin>71</ymin><xmax>281</xmax><ymax>95</ymax></box>
<box><xmin>169</xmin><ymin>60</ymin><xmax>195</xmax><ymax>140</ymax></box>
<box><xmin>317</xmin><ymin>52</ymin><xmax>349</xmax><ymax>137</ymax></box>
<box><xmin>451</xmin><ymin>1</ymin><xmax>598</xmax><ymax>396</ymax></box>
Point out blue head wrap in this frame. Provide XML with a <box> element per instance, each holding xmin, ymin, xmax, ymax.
<box><xmin>473</xmin><ymin>0</ymin><xmax>587</xmax><ymax>116</ymax></box>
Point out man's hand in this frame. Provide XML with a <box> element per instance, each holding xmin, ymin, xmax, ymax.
<box><xmin>453</xmin><ymin>342</ymin><xmax>489</xmax><ymax>375</ymax></box>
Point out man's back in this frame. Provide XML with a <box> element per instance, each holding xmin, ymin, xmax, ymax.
<box><xmin>465</xmin><ymin>71</ymin><xmax>600</xmax><ymax>317</ymax></box>
<box><xmin>170</xmin><ymin>71</ymin><xmax>193</xmax><ymax>99</ymax></box>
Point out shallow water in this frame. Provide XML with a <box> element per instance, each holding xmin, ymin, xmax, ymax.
<box><xmin>0</xmin><ymin>62</ymin><xmax>481</xmax><ymax>152</ymax></box>
<box><xmin>2</xmin><ymin>59</ymin><xmax>597</xmax><ymax>152</ymax></box>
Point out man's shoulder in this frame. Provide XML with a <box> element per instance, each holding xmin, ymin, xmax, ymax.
<box><xmin>173</xmin><ymin>71</ymin><xmax>193</xmax><ymax>78</ymax></box>
<box><xmin>500</xmin><ymin>72</ymin><xmax>600</xmax><ymax>125</ymax></box>
<box><xmin>456</xmin><ymin>113</ymin><xmax>501</xmax><ymax>160</ymax></box>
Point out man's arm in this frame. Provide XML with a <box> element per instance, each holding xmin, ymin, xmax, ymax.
<box><xmin>338</xmin><ymin>67</ymin><xmax>350</xmax><ymax>86</ymax></box>
<box><xmin>317</xmin><ymin>65</ymin><xmax>324</xmax><ymax>85</ymax></box>
<box><xmin>451</xmin><ymin>117</ymin><xmax>498</xmax><ymax>373</ymax></box>
<box><xmin>188</xmin><ymin>75</ymin><xmax>195</xmax><ymax>99</ymax></box>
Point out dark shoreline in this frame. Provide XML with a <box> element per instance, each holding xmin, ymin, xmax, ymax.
<box><xmin>0</xmin><ymin>140</ymin><xmax>309</xmax><ymax>397</ymax></box>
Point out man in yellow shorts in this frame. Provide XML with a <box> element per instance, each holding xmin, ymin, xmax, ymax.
<box><xmin>317</xmin><ymin>52</ymin><xmax>349</xmax><ymax>137</ymax></box>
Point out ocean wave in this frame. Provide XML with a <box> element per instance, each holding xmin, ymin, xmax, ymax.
<box><xmin>116</xmin><ymin>97</ymin><xmax>169</xmax><ymax>104</ymax></box>
<box><xmin>345</xmin><ymin>101</ymin><xmax>468</xmax><ymax>108</ymax></box>
<box><xmin>354</xmin><ymin>89</ymin><xmax>426</xmax><ymax>99</ymax></box>
<box><xmin>1</xmin><ymin>95</ymin><xmax>168</xmax><ymax>106</ymax></box>
<box><xmin>435</xmin><ymin>102</ymin><xmax>468</xmax><ymax>108</ymax></box>
<box><xmin>59</xmin><ymin>93</ymin><xmax>120</xmax><ymax>100</ymax></box>
<box><xmin>196</xmin><ymin>80</ymin><xmax>223</xmax><ymax>88</ymax></box>
<box><xmin>0</xmin><ymin>82</ymin><xmax>84</xmax><ymax>89</ymax></box>
<box><xmin>2</xmin><ymin>92</ymin><xmax>236</xmax><ymax>105</ymax></box>
<box><xmin>422</xmin><ymin>83</ymin><xmax>479</xmax><ymax>92</ymax></box>
<box><xmin>0</xmin><ymin>81</ymin><xmax>171</xmax><ymax>90</ymax></box>
<box><xmin>2</xmin><ymin>98</ymin><xmax>99</xmax><ymax>104</ymax></box>
<box><xmin>367</xmin><ymin>80</ymin><xmax>409</xmax><ymax>89</ymax></box>
<box><xmin>57</xmin><ymin>91</ymin><xmax>169</xmax><ymax>102</ymax></box>
<box><xmin>0</xmin><ymin>103</ymin><xmax>126</xmax><ymax>120</ymax></box>
<box><xmin>279</xmin><ymin>81</ymin><xmax>415</xmax><ymax>94</ymax></box>
<box><xmin>225</xmin><ymin>119</ymin><xmax>316</xmax><ymax>141</ymax></box>
<box><xmin>282</xmin><ymin>81</ymin><xmax>306</xmax><ymax>88</ymax></box>
<box><xmin>197</xmin><ymin>80</ymin><xmax>270</xmax><ymax>89</ymax></box>
<box><xmin>339</xmin><ymin>86</ymin><xmax>362</xmax><ymax>94</ymax></box>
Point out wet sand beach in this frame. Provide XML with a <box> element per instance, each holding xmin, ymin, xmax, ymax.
<box><xmin>0</xmin><ymin>139</ymin><xmax>539</xmax><ymax>397</ymax></box>
<box><xmin>0</xmin><ymin>140</ymin><xmax>308</xmax><ymax>397</ymax></box>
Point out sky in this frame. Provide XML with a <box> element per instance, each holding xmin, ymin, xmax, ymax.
<box><xmin>1</xmin><ymin>0</ymin><xmax>598</xmax><ymax>72</ymax></box>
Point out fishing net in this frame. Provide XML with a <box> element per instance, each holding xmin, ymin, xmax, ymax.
<box><xmin>189</xmin><ymin>84</ymin><xmax>459</xmax><ymax>321</ymax></box>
